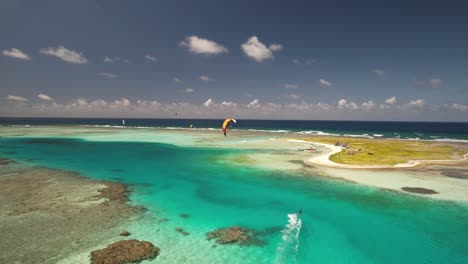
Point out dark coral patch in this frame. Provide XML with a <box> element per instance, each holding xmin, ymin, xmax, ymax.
<box><xmin>402</xmin><ymin>187</ymin><xmax>438</xmax><ymax>194</ymax></box>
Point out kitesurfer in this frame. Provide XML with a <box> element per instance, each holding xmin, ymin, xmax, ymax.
<box><xmin>297</xmin><ymin>209</ymin><xmax>302</xmax><ymax>217</ymax></box>
<box><xmin>222</xmin><ymin>118</ymin><xmax>236</xmax><ymax>136</ymax></box>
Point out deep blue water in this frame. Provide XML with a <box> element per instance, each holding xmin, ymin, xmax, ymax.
<box><xmin>1</xmin><ymin>117</ymin><xmax>467</xmax><ymax>140</ymax></box>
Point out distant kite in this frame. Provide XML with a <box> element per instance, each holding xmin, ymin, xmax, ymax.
<box><xmin>222</xmin><ymin>118</ymin><xmax>236</xmax><ymax>136</ymax></box>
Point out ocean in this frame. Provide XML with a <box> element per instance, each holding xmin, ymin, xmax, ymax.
<box><xmin>0</xmin><ymin>119</ymin><xmax>467</xmax><ymax>263</ymax></box>
<box><xmin>1</xmin><ymin>117</ymin><xmax>467</xmax><ymax>141</ymax></box>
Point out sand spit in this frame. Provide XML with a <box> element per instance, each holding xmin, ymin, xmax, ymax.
<box><xmin>0</xmin><ymin>166</ymin><xmax>144</xmax><ymax>264</ymax></box>
<box><xmin>294</xmin><ymin>139</ymin><xmax>468</xmax><ymax>169</ymax></box>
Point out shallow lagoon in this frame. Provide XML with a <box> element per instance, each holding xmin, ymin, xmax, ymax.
<box><xmin>1</xmin><ymin>136</ymin><xmax>467</xmax><ymax>264</ymax></box>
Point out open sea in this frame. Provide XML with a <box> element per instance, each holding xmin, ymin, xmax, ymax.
<box><xmin>1</xmin><ymin>117</ymin><xmax>468</xmax><ymax>141</ymax></box>
<box><xmin>1</xmin><ymin>118</ymin><xmax>467</xmax><ymax>263</ymax></box>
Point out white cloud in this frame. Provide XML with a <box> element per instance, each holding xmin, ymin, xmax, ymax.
<box><xmin>37</xmin><ymin>94</ymin><xmax>53</xmax><ymax>101</ymax></box>
<box><xmin>288</xmin><ymin>94</ymin><xmax>301</xmax><ymax>100</ymax></box>
<box><xmin>247</xmin><ymin>99</ymin><xmax>260</xmax><ymax>108</ymax></box>
<box><xmin>184</xmin><ymin>88</ymin><xmax>194</xmax><ymax>93</ymax></box>
<box><xmin>292</xmin><ymin>59</ymin><xmax>301</xmax><ymax>65</ymax></box>
<box><xmin>385</xmin><ymin>96</ymin><xmax>397</xmax><ymax>105</ymax></box>
<box><xmin>428</xmin><ymin>78</ymin><xmax>441</xmax><ymax>88</ymax></box>
<box><xmin>268</xmin><ymin>44</ymin><xmax>283</xmax><ymax>52</ymax></box>
<box><xmin>2</xmin><ymin>48</ymin><xmax>31</xmax><ymax>60</ymax></box>
<box><xmin>361</xmin><ymin>100</ymin><xmax>375</xmax><ymax>111</ymax></box>
<box><xmin>220</xmin><ymin>101</ymin><xmax>237</xmax><ymax>107</ymax></box>
<box><xmin>283</xmin><ymin>83</ymin><xmax>299</xmax><ymax>89</ymax></box>
<box><xmin>145</xmin><ymin>54</ymin><xmax>158</xmax><ymax>62</ymax></box>
<box><xmin>180</xmin><ymin>35</ymin><xmax>228</xmax><ymax>55</ymax></box>
<box><xmin>104</xmin><ymin>56</ymin><xmax>126</xmax><ymax>63</ymax></box>
<box><xmin>372</xmin><ymin>69</ymin><xmax>385</xmax><ymax>77</ymax></box>
<box><xmin>174</xmin><ymin>77</ymin><xmax>182</xmax><ymax>83</ymax></box>
<box><xmin>203</xmin><ymin>98</ymin><xmax>214</xmax><ymax>107</ymax></box>
<box><xmin>200</xmin><ymin>75</ymin><xmax>214</xmax><ymax>82</ymax></box>
<box><xmin>451</xmin><ymin>103</ymin><xmax>468</xmax><ymax>111</ymax></box>
<box><xmin>319</xmin><ymin>79</ymin><xmax>333</xmax><ymax>87</ymax></box>
<box><xmin>241</xmin><ymin>36</ymin><xmax>282</xmax><ymax>62</ymax></box>
<box><xmin>349</xmin><ymin>102</ymin><xmax>359</xmax><ymax>110</ymax></box>
<box><xmin>408</xmin><ymin>99</ymin><xmax>425</xmax><ymax>108</ymax></box>
<box><xmin>7</xmin><ymin>95</ymin><xmax>28</xmax><ymax>102</ymax></box>
<box><xmin>337</xmin><ymin>99</ymin><xmax>358</xmax><ymax>110</ymax></box>
<box><xmin>98</xmin><ymin>72</ymin><xmax>117</xmax><ymax>78</ymax></box>
<box><xmin>40</xmin><ymin>46</ymin><xmax>88</xmax><ymax>64</ymax></box>
<box><xmin>111</xmin><ymin>97</ymin><xmax>131</xmax><ymax>107</ymax></box>
<box><xmin>3</xmin><ymin>96</ymin><xmax>467</xmax><ymax>121</ymax></box>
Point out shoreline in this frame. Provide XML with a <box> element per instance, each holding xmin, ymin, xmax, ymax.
<box><xmin>0</xmin><ymin>164</ymin><xmax>146</xmax><ymax>264</ymax></box>
<box><xmin>291</xmin><ymin>139</ymin><xmax>468</xmax><ymax>169</ymax></box>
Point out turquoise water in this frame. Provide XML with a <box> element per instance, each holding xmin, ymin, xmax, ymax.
<box><xmin>1</xmin><ymin>137</ymin><xmax>468</xmax><ymax>263</ymax></box>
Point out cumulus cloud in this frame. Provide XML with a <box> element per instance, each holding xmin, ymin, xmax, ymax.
<box><xmin>337</xmin><ymin>99</ymin><xmax>358</xmax><ymax>110</ymax></box>
<box><xmin>3</xmin><ymin>96</ymin><xmax>467</xmax><ymax>120</ymax></box>
<box><xmin>145</xmin><ymin>54</ymin><xmax>158</xmax><ymax>62</ymax></box>
<box><xmin>37</xmin><ymin>94</ymin><xmax>53</xmax><ymax>101</ymax></box>
<box><xmin>268</xmin><ymin>44</ymin><xmax>283</xmax><ymax>52</ymax></box>
<box><xmin>174</xmin><ymin>77</ymin><xmax>182</xmax><ymax>83</ymax></box>
<box><xmin>451</xmin><ymin>103</ymin><xmax>468</xmax><ymax>111</ymax></box>
<box><xmin>247</xmin><ymin>99</ymin><xmax>260</xmax><ymax>108</ymax></box>
<box><xmin>361</xmin><ymin>100</ymin><xmax>376</xmax><ymax>111</ymax></box>
<box><xmin>319</xmin><ymin>79</ymin><xmax>333</xmax><ymax>87</ymax></box>
<box><xmin>408</xmin><ymin>99</ymin><xmax>425</xmax><ymax>108</ymax></box>
<box><xmin>104</xmin><ymin>56</ymin><xmax>113</xmax><ymax>62</ymax></box>
<box><xmin>103</xmin><ymin>56</ymin><xmax>127</xmax><ymax>63</ymax></box>
<box><xmin>287</xmin><ymin>94</ymin><xmax>301</xmax><ymax>100</ymax></box>
<box><xmin>220</xmin><ymin>101</ymin><xmax>237</xmax><ymax>108</ymax></box>
<box><xmin>2</xmin><ymin>48</ymin><xmax>31</xmax><ymax>60</ymax></box>
<box><xmin>98</xmin><ymin>72</ymin><xmax>117</xmax><ymax>78</ymax></box>
<box><xmin>385</xmin><ymin>96</ymin><xmax>397</xmax><ymax>105</ymax></box>
<box><xmin>379</xmin><ymin>96</ymin><xmax>397</xmax><ymax>111</ymax></box>
<box><xmin>372</xmin><ymin>69</ymin><xmax>385</xmax><ymax>77</ymax></box>
<box><xmin>200</xmin><ymin>75</ymin><xmax>214</xmax><ymax>82</ymax></box>
<box><xmin>40</xmin><ymin>46</ymin><xmax>88</xmax><ymax>64</ymax></box>
<box><xmin>180</xmin><ymin>35</ymin><xmax>228</xmax><ymax>55</ymax></box>
<box><xmin>203</xmin><ymin>98</ymin><xmax>214</xmax><ymax>107</ymax></box>
<box><xmin>7</xmin><ymin>95</ymin><xmax>28</xmax><ymax>102</ymax></box>
<box><xmin>283</xmin><ymin>83</ymin><xmax>299</xmax><ymax>89</ymax></box>
<box><xmin>241</xmin><ymin>36</ymin><xmax>282</xmax><ymax>62</ymax></box>
<box><xmin>184</xmin><ymin>88</ymin><xmax>194</xmax><ymax>93</ymax></box>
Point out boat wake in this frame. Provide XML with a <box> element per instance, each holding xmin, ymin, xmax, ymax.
<box><xmin>274</xmin><ymin>213</ymin><xmax>303</xmax><ymax>264</ymax></box>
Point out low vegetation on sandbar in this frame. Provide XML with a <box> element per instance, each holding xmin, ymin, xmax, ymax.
<box><xmin>303</xmin><ymin>136</ymin><xmax>466</xmax><ymax>165</ymax></box>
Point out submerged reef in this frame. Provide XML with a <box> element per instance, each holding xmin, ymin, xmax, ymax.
<box><xmin>90</xmin><ymin>240</ymin><xmax>159</xmax><ymax>264</ymax></box>
<box><xmin>401</xmin><ymin>187</ymin><xmax>438</xmax><ymax>194</ymax></box>
<box><xmin>206</xmin><ymin>226</ymin><xmax>266</xmax><ymax>246</ymax></box>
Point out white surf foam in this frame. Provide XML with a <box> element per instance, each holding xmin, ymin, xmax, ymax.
<box><xmin>247</xmin><ymin>129</ymin><xmax>291</xmax><ymax>133</ymax></box>
<box><xmin>434</xmin><ymin>138</ymin><xmax>468</xmax><ymax>143</ymax></box>
<box><xmin>274</xmin><ymin>213</ymin><xmax>303</xmax><ymax>264</ymax></box>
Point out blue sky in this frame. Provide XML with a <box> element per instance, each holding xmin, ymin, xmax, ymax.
<box><xmin>1</xmin><ymin>0</ymin><xmax>467</xmax><ymax>121</ymax></box>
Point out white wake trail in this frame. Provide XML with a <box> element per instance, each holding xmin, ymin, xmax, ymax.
<box><xmin>274</xmin><ymin>213</ymin><xmax>303</xmax><ymax>264</ymax></box>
